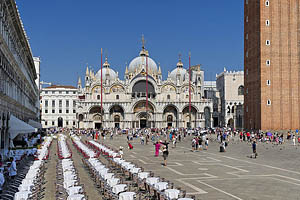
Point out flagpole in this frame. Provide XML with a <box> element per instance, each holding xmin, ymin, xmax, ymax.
<box><xmin>101</xmin><ymin>48</ymin><xmax>103</xmax><ymax>128</ymax></box>
<box><xmin>146</xmin><ymin>56</ymin><xmax>149</xmax><ymax>128</ymax></box>
<box><xmin>189</xmin><ymin>52</ymin><xmax>191</xmax><ymax>128</ymax></box>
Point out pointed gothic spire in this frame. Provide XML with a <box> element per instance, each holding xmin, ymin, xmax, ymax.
<box><xmin>85</xmin><ymin>64</ymin><xmax>89</xmax><ymax>76</ymax></box>
<box><xmin>158</xmin><ymin>63</ymin><xmax>162</xmax><ymax>75</ymax></box>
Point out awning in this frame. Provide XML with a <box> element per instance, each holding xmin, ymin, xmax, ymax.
<box><xmin>9</xmin><ymin>115</ymin><xmax>36</xmax><ymax>139</ymax></box>
<box><xmin>28</xmin><ymin>119</ymin><xmax>42</xmax><ymax>129</ymax></box>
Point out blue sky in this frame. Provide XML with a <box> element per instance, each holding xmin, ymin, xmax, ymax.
<box><xmin>16</xmin><ymin>0</ymin><xmax>244</xmax><ymax>86</ymax></box>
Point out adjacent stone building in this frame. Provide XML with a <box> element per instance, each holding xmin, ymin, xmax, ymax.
<box><xmin>0</xmin><ymin>0</ymin><xmax>40</xmax><ymax>156</ymax></box>
<box><xmin>41</xmin><ymin>85</ymin><xmax>78</xmax><ymax>128</ymax></box>
<box><xmin>216</xmin><ymin>69</ymin><xmax>244</xmax><ymax>129</ymax></box>
<box><xmin>244</xmin><ymin>0</ymin><xmax>300</xmax><ymax>131</ymax></box>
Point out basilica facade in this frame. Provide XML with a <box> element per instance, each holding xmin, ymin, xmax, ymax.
<box><xmin>76</xmin><ymin>44</ymin><xmax>213</xmax><ymax>129</ymax></box>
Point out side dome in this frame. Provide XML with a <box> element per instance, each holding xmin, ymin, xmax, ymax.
<box><xmin>170</xmin><ymin>67</ymin><xmax>187</xmax><ymax>82</ymax></box>
<box><xmin>169</xmin><ymin>58</ymin><xmax>187</xmax><ymax>81</ymax></box>
<box><xmin>128</xmin><ymin>56</ymin><xmax>158</xmax><ymax>74</ymax></box>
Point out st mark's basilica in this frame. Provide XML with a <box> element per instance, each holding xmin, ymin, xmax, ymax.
<box><xmin>76</xmin><ymin>41</ymin><xmax>213</xmax><ymax>129</ymax></box>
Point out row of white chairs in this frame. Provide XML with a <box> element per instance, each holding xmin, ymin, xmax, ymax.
<box><xmin>88</xmin><ymin>140</ymin><xmax>194</xmax><ymax>200</ymax></box>
<box><xmin>58</xmin><ymin>134</ymin><xmax>72</xmax><ymax>159</ymax></box>
<box><xmin>13</xmin><ymin>136</ymin><xmax>53</xmax><ymax>200</ymax></box>
<box><xmin>56</xmin><ymin>135</ymin><xmax>87</xmax><ymax>200</ymax></box>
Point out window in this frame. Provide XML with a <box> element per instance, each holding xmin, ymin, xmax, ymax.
<box><xmin>73</xmin><ymin>121</ymin><xmax>76</xmax><ymax>126</ymax></box>
<box><xmin>59</xmin><ymin>100</ymin><xmax>62</xmax><ymax>107</ymax></box>
<box><xmin>246</xmin><ymin>88</ymin><xmax>248</xmax><ymax>94</ymax></box>
<box><xmin>59</xmin><ymin>109</ymin><xmax>62</xmax><ymax>113</ymax></box>
<box><xmin>246</xmin><ymin>106</ymin><xmax>248</xmax><ymax>112</ymax></box>
<box><xmin>73</xmin><ymin>100</ymin><xmax>76</xmax><ymax>107</ymax></box>
<box><xmin>52</xmin><ymin>121</ymin><xmax>55</xmax><ymax>126</ymax></box>
<box><xmin>97</xmin><ymin>95</ymin><xmax>100</xmax><ymax>100</ymax></box>
<box><xmin>45</xmin><ymin>91</ymin><xmax>48</xmax><ymax>94</ymax></box>
<box><xmin>167</xmin><ymin>95</ymin><xmax>170</xmax><ymax>100</ymax></box>
<box><xmin>266</xmin><ymin>20</ymin><xmax>270</xmax><ymax>26</ymax></box>
<box><xmin>266</xmin><ymin>40</ymin><xmax>270</xmax><ymax>45</ymax></box>
<box><xmin>267</xmin><ymin>80</ymin><xmax>271</xmax><ymax>85</ymax></box>
<box><xmin>73</xmin><ymin>91</ymin><xmax>76</xmax><ymax>94</ymax></box>
<box><xmin>45</xmin><ymin>121</ymin><xmax>47</xmax><ymax>126</ymax></box>
<box><xmin>246</xmin><ymin>69</ymin><xmax>248</xmax><ymax>75</ymax></box>
<box><xmin>73</xmin><ymin>109</ymin><xmax>76</xmax><ymax>113</ymax></box>
<box><xmin>246</xmin><ymin>16</ymin><xmax>248</xmax><ymax>23</ymax></box>
<box><xmin>45</xmin><ymin>100</ymin><xmax>48</xmax><ymax>107</ymax></box>
<box><xmin>66</xmin><ymin>109</ymin><xmax>69</xmax><ymax>113</ymax></box>
<box><xmin>246</xmin><ymin>33</ymin><xmax>248</xmax><ymax>40</ymax></box>
<box><xmin>52</xmin><ymin>100</ymin><xmax>55</xmax><ymax>107</ymax></box>
<box><xmin>246</xmin><ymin>51</ymin><xmax>248</xmax><ymax>58</ymax></box>
<box><xmin>66</xmin><ymin>91</ymin><xmax>69</xmax><ymax>94</ymax></box>
<box><xmin>52</xmin><ymin>91</ymin><xmax>55</xmax><ymax>94</ymax></box>
<box><xmin>116</xmin><ymin>95</ymin><xmax>119</xmax><ymax>100</ymax></box>
<box><xmin>238</xmin><ymin>85</ymin><xmax>244</xmax><ymax>95</ymax></box>
<box><xmin>266</xmin><ymin>60</ymin><xmax>270</xmax><ymax>66</ymax></box>
<box><xmin>66</xmin><ymin>121</ymin><xmax>69</xmax><ymax>126</ymax></box>
<box><xmin>246</xmin><ymin>0</ymin><xmax>248</xmax><ymax>4</ymax></box>
<box><xmin>267</xmin><ymin>99</ymin><xmax>271</xmax><ymax>105</ymax></box>
<box><xmin>59</xmin><ymin>91</ymin><xmax>62</xmax><ymax>94</ymax></box>
<box><xmin>45</xmin><ymin>109</ymin><xmax>48</xmax><ymax>113</ymax></box>
<box><xmin>66</xmin><ymin>100</ymin><xmax>69</xmax><ymax>107</ymax></box>
<box><xmin>266</xmin><ymin>0</ymin><xmax>269</xmax><ymax>6</ymax></box>
<box><xmin>52</xmin><ymin>109</ymin><xmax>55</xmax><ymax>113</ymax></box>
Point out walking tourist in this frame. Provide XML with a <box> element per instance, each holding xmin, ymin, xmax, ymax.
<box><xmin>8</xmin><ymin>157</ymin><xmax>17</xmax><ymax>180</ymax></box>
<box><xmin>154</xmin><ymin>141</ymin><xmax>161</xmax><ymax>157</ymax></box>
<box><xmin>252</xmin><ymin>140</ymin><xmax>257</xmax><ymax>158</ymax></box>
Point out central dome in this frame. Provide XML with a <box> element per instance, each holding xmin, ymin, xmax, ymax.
<box><xmin>128</xmin><ymin>56</ymin><xmax>158</xmax><ymax>74</ymax></box>
<box><xmin>95</xmin><ymin>58</ymin><xmax>117</xmax><ymax>81</ymax></box>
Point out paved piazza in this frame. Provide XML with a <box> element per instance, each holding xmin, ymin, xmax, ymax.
<box><xmin>102</xmin><ymin>135</ymin><xmax>300</xmax><ymax>200</ymax></box>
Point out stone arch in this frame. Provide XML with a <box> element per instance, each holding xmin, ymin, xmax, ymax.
<box><xmin>163</xmin><ymin>104</ymin><xmax>179</xmax><ymax>128</ymax></box>
<box><xmin>238</xmin><ymin>85</ymin><xmax>244</xmax><ymax>95</ymax></box>
<box><xmin>204</xmin><ymin>106</ymin><xmax>211</xmax><ymax>128</ymax></box>
<box><xmin>182</xmin><ymin>105</ymin><xmax>198</xmax><ymax>128</ymax></box>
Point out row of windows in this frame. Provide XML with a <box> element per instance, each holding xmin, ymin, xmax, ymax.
<box><xmin>44</xmin><ymin>109</ymin><xmax>76</xmax><ymax>114</ymax></box>
<box><xmin>45</xmin><ymin>121</ymin><xmax>76</xmax><ymax>126</ymax></box>
<box><xmin>44</xmin><ymin>91</ymin><xmax>76</xmax><ymax>94</ymax></box>
<box><xmin>44</xmin><ymin>100</ymin><xmax>76</xmax><ymax>107</ymax></box>
<box><xmin>97</xmin><ymin>95</ymin><xmax>119</xmax><ymax>100</ymax></box>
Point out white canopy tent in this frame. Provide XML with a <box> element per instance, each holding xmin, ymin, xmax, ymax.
<box><xmin>9</xmin><ymin>115</ymin><xmax>36</xmax><ymax>140</ymax></box>
<box><xmin>28</xmin><ymin>119</ymin><xmax>42</xmax><ymax>129</ymax></box>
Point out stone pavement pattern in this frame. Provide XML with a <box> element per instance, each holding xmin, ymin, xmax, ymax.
<box><xmin>101</xmin><ymin>135</ymin><xmax>300</xmax><ymax>200</ymax></box>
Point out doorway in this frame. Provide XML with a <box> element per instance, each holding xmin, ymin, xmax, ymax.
<box><xmin>58</xmin><ymin>117</ymin><xmax>63</xmax><ymax>127</ymax></box>
<box><xmin>95</xmin><ymin>123</ymin><xmax>102</xmax><ymax>129</ymax></box>
<box><xmin>115</xmin><ymin>123</ymin><xmax>120</xmax><ymax>128</ymax></box>
<box><xmin>167</xmin><ymin>123</ymin><xmax>172</xmax><ymax>128</ymax></box>
<box><xmin>140</xmin><ymin>119</ymin><xmax>147</xmax><ymax>128</ymax></box>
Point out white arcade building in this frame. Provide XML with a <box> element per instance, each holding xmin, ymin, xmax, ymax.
<box><xmin>76</xmin><ymin>42</ymin><xmax>213</xmax><ymax>129</ymax></box>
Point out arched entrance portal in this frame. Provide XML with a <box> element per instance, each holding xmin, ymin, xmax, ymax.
<box><xmin>109</xmin><ymin>105</ymin><xmax>124</xmax><ymax>129</ymax></box>
<box><xmin>133</xmin><ymin>101</ymin><xmax>155</xmax><ymax>128</ymax></box>
<box><xmin>89</xmin><ymin>106</ymin><xmax>104</xmax><ymax>129</ymax></box>
<box><xmin>58</xmin><ymin>117</ymin><xmax>63</xmax><ymax>127</ymax></box>
<box><xmin>163</xmin><ymin>105</ymin><xmax>178</xmax><ymax>128</ymax></box>
<box><xmin>182</xmin><ymin>106</ymin><xmax>197</xmax><ymax>128</ymax></box>
<box><xmin>204</xmin><ymin>107</ymin><xmax>211</xmax><ymax>128</ymax></box>
<box><xmin>227</xmin><ymin>118</ymin><xmax>234</xmax><ymax>128</ymax></box>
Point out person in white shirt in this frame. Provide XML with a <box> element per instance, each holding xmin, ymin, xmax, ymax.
<box><xmin>8</xmin><ymin>157</ymin><xmax>17</xmax><ymax>179</ymax></box>
<box><xmin>0</xmin><ymin>168</ymin><xmax>4</xmax><ymax>193</ymax></box>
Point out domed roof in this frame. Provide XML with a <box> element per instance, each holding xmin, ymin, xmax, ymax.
<box><xmin>170</xmin><ymin>67</ymin><xmax>187</xmax><ymax>82</ymax></box>
<box><xmin>128</xmin><ymin>55</ymin><xmax>158</xmax><ymax>74</ymax></box>
<box><xmin>95</xmin><ymin>58</ymin><xmax>117</xmax><ymax>81</ymax></box>
<box><xmin>169</xmin><ymin>58</ymin><xmax>187</xmax><ymax>82</ymax></box>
